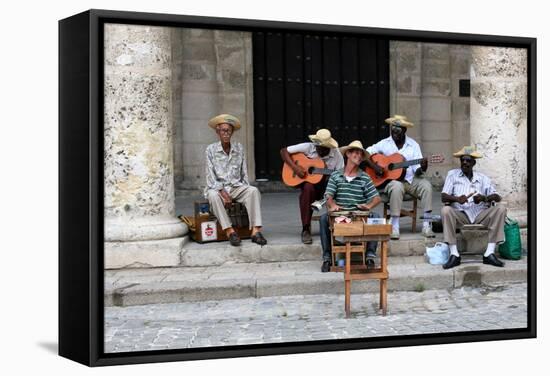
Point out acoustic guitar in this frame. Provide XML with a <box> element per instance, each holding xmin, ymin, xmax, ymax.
<box><xmin>282</xmin><ymin>153</ymin><xmax>335</xmax><ymax>187</ymax></box>
<box><xmin>365</xmin><ymin>153</ymin><xmax>444</xmax><ymax>187</ymax></box>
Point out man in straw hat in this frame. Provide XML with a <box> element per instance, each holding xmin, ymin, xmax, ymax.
<box><xmin>440</xmin><ymin>146</ymin><xmax>506</xmax><ymax>269</ymax></box>
<box><xmin>364</xmin><ymin>115</ymin><xmax>434</xmax><ymax>240</ymax></box>
<box><xmin>319</xmin><ymin>141</ymin><xmax>381</xmax><ymax>272</ymax></box>
<box><xmin>280</xmin><ymin>129</ymin><xmax>344</xmax><ymax>244</ymax></box>
<box><xmin>204</xmin><ymin>114</ymin><xmax>267</xmax><ymax>246</ymax></box>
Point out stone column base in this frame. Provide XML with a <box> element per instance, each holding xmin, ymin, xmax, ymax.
<box><xmin>105</xmin><ymin>216</ymin><xmax>188</xmax><ymax>242</ymax></box>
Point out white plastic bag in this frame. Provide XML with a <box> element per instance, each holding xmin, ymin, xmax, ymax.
<box><xmin>425</xmin><ymin>242</ymin><xmax>450</xmax><ymax>265</ymax></box>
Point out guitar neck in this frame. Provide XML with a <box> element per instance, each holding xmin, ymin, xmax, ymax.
<box><xmin>390</xmin><ymin>158</ymin><xmax>424</xmax><ymax>170</ymax></box>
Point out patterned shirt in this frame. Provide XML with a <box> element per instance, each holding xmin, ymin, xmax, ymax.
<box><xmin>325</xmin><ymin>169</ymin><xmax>379</xmax><ymax>211</ymax></box>
<box><xmin>204</xmin><ymin>141</ymin><xmax>249</xmax><ymax>197</ymax></box>
<box><xmin>442</xmin><ymin>169</ymin><xmax>498</xmax><ymax>223</ymax></box>
<box><xmin>286</xmin><ymin>142</ymin><xmax>344</xmax><ymax>170</ymax></box>
<box><xmin>366</xmin><ymin>136</ymin><xmax>423</xmax><ymax>184</ymax></box>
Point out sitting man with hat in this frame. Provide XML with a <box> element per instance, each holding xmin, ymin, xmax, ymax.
<box><xmin>204</xmin><ymin>114</ymin><xmax>267</xmax><ymax>246</ymax></box>
<box><xmin>280</xmin><ymin>129</ymin><xmax>344</xmax><ymax>244</ymax></box>
<box><xmin>319</xmin><ymin>141</ymin><xmax>381</xmax><ymax>272</ymax></box>
<box><xmin>364</xmin><ymin>115</ymin><xmax>434</xmax><ymax>240</ymax></box>
<box><xmin>440</xmin><ymin>146</ymin><xmax>506</xmax><ymax>269</ymax></box>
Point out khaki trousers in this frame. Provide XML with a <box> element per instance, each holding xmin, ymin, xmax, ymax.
<box><xmin>384</xmin><ymin>177</ymin><xmax>433</xmax><ymax>217</ymax></box>
<box><xmin>441</xmin><ymin>204</ymin><xmax>507</xmax><ymax>245</ymax></box>
<box><xmin>207</xmin><ymin>185</ymin><xmax>263</xmax><ymax>230</ymax></box>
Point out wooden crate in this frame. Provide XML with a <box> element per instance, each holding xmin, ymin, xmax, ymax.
<box><xmin>363</xmin><ymin>224</ymin><xmax>392</xmax><ymax>235</ymax></box>
<box><xmin>192</xmin><ymin>201</ymin><xmax>252</xmax><ymax>243</ymax></box>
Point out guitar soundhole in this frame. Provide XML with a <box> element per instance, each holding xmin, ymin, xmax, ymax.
<box><xmin>308</xmin><ymin>167</ymin><xmax>314</xmax><ymax>174</ymax></box>
<box><xmin>388</xmin><ymin>163</ymin><xmax>395</xmax><ymax>170</ymax></box>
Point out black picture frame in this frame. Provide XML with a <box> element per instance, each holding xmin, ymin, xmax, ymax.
<box><xmin>59</xmin><ymin>9</ymin><xmax>537</xmax><ymax>367</ymax></box>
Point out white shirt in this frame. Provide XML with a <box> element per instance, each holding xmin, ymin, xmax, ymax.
<box><xmin>366</xmin><ymin>136</ymin><xmax>423</xmax><ymax>184</ymax></box>
<box><xmin>441</xmin><ymin>169</ymin><xmax>498</xmax><ymax>223</ymax></box>
<box><xmin>286</xmin><ymin>142</ymin><xmax>344</xmax><ymax>171</ymax></box>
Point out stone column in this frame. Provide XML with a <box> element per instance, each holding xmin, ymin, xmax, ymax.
<box><xmin>420</xmin><ymin>43</ymin><xmax>452</xmax><ymax>187</ymax></box>
<box><xmin>470</xmin><ymin>47</ymin><xmax>528</xmax><ymax>210</ymax></box>
<box><xmin>104</xmin><ymin>24</ymin><xmax>187</xmax><ymax>245</ymax></box>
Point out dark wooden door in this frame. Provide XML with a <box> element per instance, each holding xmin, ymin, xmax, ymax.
<box><xmin>253</xmin><ymin>32</ymin><xmax>389</xmax><ymax>181</ymax></box>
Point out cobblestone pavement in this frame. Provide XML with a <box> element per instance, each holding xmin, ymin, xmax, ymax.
<box><xmin>104</xmin><ymin>282</ymin><xmax>527</xmax><ymax>353</ymax></box>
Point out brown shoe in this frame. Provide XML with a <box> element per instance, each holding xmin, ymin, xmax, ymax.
<box><xmin>228</xmin><ymin>232</ymin><xmax>241</xmax><ymax>246</ymax></box>
<box><xmin>301</xmin><ymin>229</ymin><xmax>313</xmax><ymax>244</ymax></box>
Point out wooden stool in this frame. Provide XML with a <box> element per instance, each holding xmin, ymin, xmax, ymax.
<box><xmin>380</xmin><ymin>192</ymin><xmax>418</xmax><ymax>232</ymax></box>
<box><xmin>329</xmin><ymin>212</ymin><xmax>391</xmax><ymax>317</ymax></box>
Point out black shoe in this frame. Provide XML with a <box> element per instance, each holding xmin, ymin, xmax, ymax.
<box><xmin>483</xmin><ymin>253</ymin><xmax>505</xmax><ymax>267</ymax></box>
<box><xmin>228</xmin><ymin>232</ymin><xmax>241</xmax><ymax>246</ymax></box>
<box><xmin>366</xmin><ymin>258</ymin><xmax>375</xmax><ymax>269</ymax></box>
<box><xmin>301</xmin><ymin>229</ymin><xmax>313</xmax><ymax>244</ymax></box>
<box><xmin>443</xmin><ymin>255</ymin><xmax>461</xmax><ymax>269</ymax></box>
<box><xmin>251</xmin><ymin>232</ymin><xmax>267</xmax><ymax>246</ymax></box>
<box><xmin>321</xmin><ymin>260</ymin><xmax>332</xmax><ymax>273</ymax></box>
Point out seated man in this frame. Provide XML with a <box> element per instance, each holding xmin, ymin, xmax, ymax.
<box><xmin>204</xmin><ymin>114</ymin><xmax>267</xmax><ymax>247</ymax></box>
<box><xmin>441</xmin><ymin>146</ymin><xmax>506</xmax><ymax>269</ymax></box>
<box><xmin>319</xmin><ymin>141</ymin><xmax>382</xmax><ymax>272</ymax></box>
<box><xmin>280</xmin><ymin>129</ymin><xmax>344</xmax><ymax>244</ymax></box>
<box><xmin>364</xmin><ymin>115</ymin><xmax>434</xmax><ymax>240</ymax></box>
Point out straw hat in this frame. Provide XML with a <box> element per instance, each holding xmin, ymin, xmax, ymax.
<box><xmin>308</xmin><ymin>129</ymin><xmax>338</xmax><ymax>149</ymax></box>
<box><xmin>339</xmin><ymin>140</ymin><xmax>368</xmax><ymax>160</ymax></box>
<box><xmin>385</xmin><ymin>114</ymin><xmax>414</xmax><ymax>128</ymax></box>
<box><xmin>453</xmin><ymin>145</ymin><xmax>483</xmax><ymax>159</ymax></box>
<box><xmin>208</xmin><ymin>114</ymin><xmax>241</xmax><ymax>130</ymax></box>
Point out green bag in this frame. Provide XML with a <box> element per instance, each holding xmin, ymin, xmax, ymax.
<box><xmin>499</xmin><ymin>217</ymin><xmax>522</xmax><ymax>260</ymax></box>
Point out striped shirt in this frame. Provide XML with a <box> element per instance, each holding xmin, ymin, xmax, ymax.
<box><xmin>366</xmin><ymin>136</ymin><xmax>423</xmax><ymax>184</ymax></box>
<box><xmin>442</xmin><ymin>169</ymin><xmax>498</xmax><ymax>223</ymax></box>
<box><xmin>325</xmin><ymin>169</ymin><xmax>379</xmax><ymax>211</ymax></box>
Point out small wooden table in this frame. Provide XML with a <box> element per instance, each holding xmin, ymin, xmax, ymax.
<box><xmin>330</xmin><ymin>215</ymin><xmax>392</xmax><ymax>318</ymax></box>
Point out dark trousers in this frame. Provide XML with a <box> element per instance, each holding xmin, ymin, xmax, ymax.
<box><xmin>320</xmin><ymin>212</ymin><xmax>379</xmax><ymax>262</ymax></box>
<box><xmin>299</xmin><ymin>177</ymin><xmax>328</xmax><ymax>227</ymax></box>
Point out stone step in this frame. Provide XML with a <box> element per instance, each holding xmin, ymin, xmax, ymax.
<box><xmin>105</xmin><ymin>228</ymin><xmax>528</xmax><ymax>269</ymax></box>
<box><xmin>104</xmin><ymin>256</ymin><xmax>527</xmax><ymax>307</ymax></box>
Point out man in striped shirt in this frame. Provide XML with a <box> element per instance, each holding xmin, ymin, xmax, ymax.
<box><xmin>440</xmin><ymin>146</ymin><xmax>506</xmax><ymax>269</ymax></box>
<box><xmin>319</xmin><ymin>141</ymin><xmax>382</xmax><ymax>272</ymax></box>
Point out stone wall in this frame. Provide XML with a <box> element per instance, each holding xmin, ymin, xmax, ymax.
<box><xmin>390</xmin><ymin>41</ymin><xmax>471</xmax><ymax>188</ymax></box>
<box><xmin>172</xmin><ymin>29</ymin><xmax>254</xmax><ymax>193</ymax></box>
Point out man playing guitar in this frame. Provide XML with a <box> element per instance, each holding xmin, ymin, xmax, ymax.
<box><xmin>280</xmin><ymin>129</ymin><xmax>344</xmax><ymax>244</ymax></box>
<box><xmin>364</xmin><ymin>115</ymin><xmax>434</xmax><ymax>240</ymax></box>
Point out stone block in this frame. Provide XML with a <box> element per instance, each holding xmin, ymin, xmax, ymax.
<box><xmin>256</xmin><ymin>275</ymin><xmax>342</xmax><ymax>297</ymax></box>
<box><xmin>421</xmin><ymin>97</ymin><xmax>452</xmax><ymax>121</ymax></box>
<box><xmin>111</xmin><ymin>279</ymin><xmax>256</xmax><ymax>306</ymax></box>
<box><xmin>182</xmin><ymin>28</ymin><xmax>214</xmax><ymax>40</ymax></box>
<box><xmin>181</xmin><ymin>92</ymin><xmax>219</xmax><ymax>119</ymax></box>
<box><xmin>423</xmin><ymin>44</ymin><xmax>450</xmax><ymax>60</ymax></box>
<box><xmin>457</xmin><ymin>230</ymin><xmax>488</xmax><ymax>254</ymax></box>
<box><xmin>422</xmin><ymin>81</ymin><xmax>451</xmax><ymax>96</ymax></box>
<box><xmin>396</xmin><ymin>49</ymin><xmax>421</xmax><ymax>74</ymax></box>
<box><xmin>182</xmin><ymin>63</ymin><xmax>217</xmax><ymax>81</ymax></box>
<box><xmin>395</xmin><ymin>97</ymin><xmax>421</xmax><ymax>121</ymax></box>
<box><xmin>421</xmin><ymin>121</ymin><xmax>452</xmax><ymax>141</ymax></box>
<box><xmin>105</xmin><ymin>238</ymin><xmax>185</xmax><ymax>269</ymax></box>
<box><xmin>182</xmin><ymin>42</ymin><xmax>216</xmax><ymax>61</ymax></box>
<box><xmin>422</xmin><ymin>62</ymin><xmax>451</xmax><ymax>79</ymax></box>
<box><xmin>451</xmin><ymin>100</ymin><xmax>470</xmax><ymax>121</ymax></box>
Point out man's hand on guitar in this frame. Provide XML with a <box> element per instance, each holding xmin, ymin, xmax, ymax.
<box><xmin>293</xmin><ymin>165</ymin><xmax>307</xmax><ymax>179</ymax></box>
<box><xmin>373</xmin><ymin>163</ymin><xmax>384</xmax><ymax>177</ymax></box>
<box><xmin>328</xmin><ymin>203</ymin><xmax>342</xmax><ymax>212</ymax></box>
<box><xmin>420</xmin><ymin>157</ymin><xmax>428</xmax><ymax>171</ymax></box>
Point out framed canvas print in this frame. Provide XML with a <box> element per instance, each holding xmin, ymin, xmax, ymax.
<box><xmin>59</xmin><ymin>9</ymin><xmax>536</xmax><ymax>366</ymax></box>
